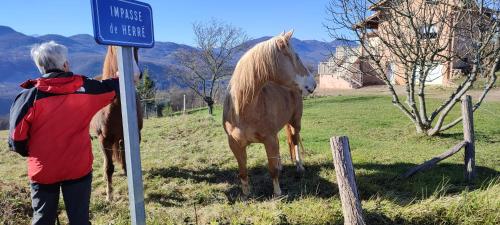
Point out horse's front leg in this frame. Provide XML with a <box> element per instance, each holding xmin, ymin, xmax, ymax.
<box><xmin>228</xmin><ymin>136</ymin><xmax>250</xmax><ymax>196</ymax></box>
<box><xmin>264</xmin><ymin>135</ymin><xmax>282</xmax><ymax>197</ymax></box>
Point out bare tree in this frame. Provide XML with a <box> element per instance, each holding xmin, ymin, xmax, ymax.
<box><xmin>326</xmin><ymin>0</ymin><xmax>499</xmax><ymax>135</ymax></box>
<box><xmin>173</xmin><ymin>19</ymin><xmax>249</xmax><ymax>115</ymax></box>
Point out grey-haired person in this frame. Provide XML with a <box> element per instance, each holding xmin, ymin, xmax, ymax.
<box><xmin>9</xmin><ymin>41</ymin><xmax>122</xmax><ymax>225</ymax></box>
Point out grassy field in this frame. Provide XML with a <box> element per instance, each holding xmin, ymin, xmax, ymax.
<box><xmin>1</xmin><ymin>95</ymin><xmax>499</xmax><ymax>224</ymax></box>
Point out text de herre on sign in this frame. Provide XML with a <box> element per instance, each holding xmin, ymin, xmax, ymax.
<box><xmin>109</xmin><ymin>5</ymin><xmax>146</xmax><ymax>38</ymax></box>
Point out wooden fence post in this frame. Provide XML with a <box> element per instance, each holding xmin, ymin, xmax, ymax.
<box><xmin>183</xmin><ymin>94</ymin><xmax>186</xmax><ymax>115</ymax></box>
<box><xmin>462</xmin><ymin>95</ymin><xmax>476</xmax><ymax>182</ymax></box>
<box><xmin>330</xmin><ymin>136</ymin><xmax>366</xmax><ymax>225</ymax></box>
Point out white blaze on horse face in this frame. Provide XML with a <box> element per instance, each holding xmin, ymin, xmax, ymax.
<box><xmin>294</xmin><ymin>73</ymin><xmax>317</xmax><ymax>95</ymax></box>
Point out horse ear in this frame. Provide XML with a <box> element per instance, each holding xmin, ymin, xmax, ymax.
<box><xmin>279</xmin><ymin>30</ymin><xmax>285</xmax><ymax>36</ymax></box>
<box><xmin>284</xmin><ymin>29</ymin><xmax>294</xmax><ymax>41</ymax></box>
<box><xmin>276</xmin><ymin>38</ymin><xmax>287</xmax><ymax>50</ymax></box>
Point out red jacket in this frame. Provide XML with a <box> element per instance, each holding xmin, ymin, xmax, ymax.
<box><xmin>8</xmin><ymin>71</ymin><xmax>119</xmax><ymax>184</ymax></box>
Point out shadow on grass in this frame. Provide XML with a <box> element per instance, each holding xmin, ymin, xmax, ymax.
<box><xmin>362</xmin><ymin>209</ymin><xmax>456</xmax><ymax>225</ymax></box>
<box><xmin>147</xmin><ymin>163</ymin><xmax>337</xmax><ymax>204</ymax></box>
<box><xmin>146</xmin><ymin>159</ymin><xmax>499</xmax><ymax>207</ymax></box>
<box><xmin>146</xmin><ymin>191</ymin><xmax>187</xmax><ymax>207</ymax></box>
<box><xmin>355</xmin><ymin>162</ymin><xmax>500</xmax><ymax>204</ymax></box>
<box><xmin>438</xmin><ymin>131</ymin><xmax>500</xmax><ymax>144</ymax></box>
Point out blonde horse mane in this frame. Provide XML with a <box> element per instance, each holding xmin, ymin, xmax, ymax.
<box><xmin>229</xmin><ymin>36</ymin><xmax>290</xmax><ymax>114</ymax></box>
<box><xmin>102</xmin><ymin>46</ymin><xmax>118</xmax><ymax>79</ymax></box>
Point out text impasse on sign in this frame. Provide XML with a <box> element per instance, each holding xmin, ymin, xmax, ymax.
<box><xmin>91</xmin><ymin>0</ymin><xmax>154</xmax><ymax>48</ymax></box>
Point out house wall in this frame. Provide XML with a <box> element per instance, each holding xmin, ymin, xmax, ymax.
<box><xmin>319</xmin><ymin>75</ymin><xmax>355</xmax><ymax>89</ymax></box>
<box><xmin>318</xmin><ymin>46</ymin><xmax>372</xmax><ymax>89</ymax></box>
<box><xmin>361</xmin><ymin>0</ymin><xmax>476</xmax><ymax>85</ymax></box>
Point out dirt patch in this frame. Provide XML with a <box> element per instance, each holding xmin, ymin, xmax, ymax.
<box><xmin>0</xmin><ymin>181</ymin><xmax>32</xmax><ymax>225</ymax></box>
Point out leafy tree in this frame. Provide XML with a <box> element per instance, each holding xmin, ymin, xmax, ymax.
<box><xmin>137</xmin><ymin>68</ymin><xmax>157</xmax><ymax>117</ymax></box>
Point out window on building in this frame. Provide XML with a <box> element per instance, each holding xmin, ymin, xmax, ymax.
<box><xmin>419</xmin><ymin>24</ymin><xmax>438</xmax><ymax>39</ymax></box>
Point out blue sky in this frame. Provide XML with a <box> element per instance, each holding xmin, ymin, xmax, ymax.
<box><xmin>0</xmin><ymin>0</ymin><xmax>333</xmax><ymax>45</ymax></box>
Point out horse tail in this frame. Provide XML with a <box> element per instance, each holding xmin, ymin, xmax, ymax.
<box><xmin>285</xmin><ymin>124</ymin><xmax>306</xmax><ymax>162</ymax></box>
<box><xmin>298</xmin><ymin>135</ymin><xmax>306</xmax><ymax>158</ymax></box>
<box><xmin>285</xmin><ymin>124</ymin><xmax>295</xmax><ymax>162</ymax></box>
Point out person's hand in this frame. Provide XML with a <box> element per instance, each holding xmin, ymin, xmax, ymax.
<box><xmin>114</xmin><ymin>71</ymin><xmax>140</xmax><ymax>84</ymax></box>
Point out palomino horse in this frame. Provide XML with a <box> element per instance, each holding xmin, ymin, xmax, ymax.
<box><xmin>91</xmin><ymin>46</ymin><xmax>143</xmax><ymax>201</ymax></box>
<box><xmin>223</xmin><ymin>31</ymin><xmax>317</xmax><ymax>196</ymax></box>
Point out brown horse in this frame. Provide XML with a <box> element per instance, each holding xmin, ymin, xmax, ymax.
<box><xmin>223</xmin><ymin>31</ymin><xmax>317</xmax><ymax>196</ymax></box>
<box><xmin>91</xmin><ymin>46</ymin><xmax>143</xmax><ymax>201</ymax></box>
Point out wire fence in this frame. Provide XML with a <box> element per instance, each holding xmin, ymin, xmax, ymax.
<box><xmin>139</xmin><ymin>96</ymin><xmax>211</xmax><ymax>118</ymax></box>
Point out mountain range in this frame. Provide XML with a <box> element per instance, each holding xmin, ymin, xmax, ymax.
<box><xmin>0</xmin><ymin>25</ymin><xmax>353</xmax><ymax>116</ymax></box>
<box><xmin>0</xmin><ymin>25</ymin><xmax>355</xmax><ymax>87</ymax></box>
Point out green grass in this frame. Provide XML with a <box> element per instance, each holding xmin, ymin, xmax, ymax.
<box><xmin>1</xmin><ymin>95</ymin><xmax>499</xmax><ymax>224</ymax></box>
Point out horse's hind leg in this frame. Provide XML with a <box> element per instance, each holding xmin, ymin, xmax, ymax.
<box><xmin>228</xmin><ymin>136</ymin><xmax>250</xmax><ymax>196</ymax></box>
<box><xmin>118</xmin><ymin>139</ymin><xmax>127</xmax><ymax>175</ymax></box>
<box><xmin>100</xmin><ymin>137</ymin><xmax>115</xmax><ymax>201</ymax></box>
<box><xmin>286</xmin><ymin>124</ymin><xmax>305</xmax><ymax>174</ymax></box>
<box><xmin>285</xmin><ymin>124</ymin><xmax>296</xmax><ymax>166</ymax></box>
<box><xmin>264</xmin><ymin>135</ymin><xmax>282</xmax><ymax>196</ymax></box>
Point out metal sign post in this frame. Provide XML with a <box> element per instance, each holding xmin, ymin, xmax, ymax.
<box><xmin>117</xmin><ymin>46</ymin><xmax>146</xmax><ymax>225</ymax></box>
<box><xmin>91</xmin><ymin>0</ymin><xmax>154</xmax><ymax>224</ymax></box>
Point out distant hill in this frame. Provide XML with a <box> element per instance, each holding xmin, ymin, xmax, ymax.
<box><xmin>0</xmin><ymin>25</ymin><xmax>355</xmax><ymax>116</ymax></box>
<box><xmin>0</xmin><ymin>25</ymin><xmax>196</xmax><ymax>89</ymax></box>
<box><xmin>0</xmin><ymin>97</ymin><xmax>11</xmax><ymax>130</ymax></box>
<box><xmin>0</xmin><ymin>25</ymin><xmax>352</xmax><ymax>87</ymax></box>
<box><xmin>0</xmin><ymin>98</ymin><xmax>11</xmax><ymax>116</ymax></box>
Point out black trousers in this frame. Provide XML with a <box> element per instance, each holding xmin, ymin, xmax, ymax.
<box><xmin>30</xmin><ymin>172</ymin><xmax>92</xmax><ymax>225</ymax></box>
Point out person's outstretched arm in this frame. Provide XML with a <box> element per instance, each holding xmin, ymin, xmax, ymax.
<box><xmin>8</xmin><ymin>89</ymin><xmax>37</xmax><ymax>157</ymax></box>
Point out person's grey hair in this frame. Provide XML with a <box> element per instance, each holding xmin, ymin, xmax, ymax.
<box><xmin>30</xmin><ymin>41</ymin><xmax>68</xmax><ymax>74</ymax></box>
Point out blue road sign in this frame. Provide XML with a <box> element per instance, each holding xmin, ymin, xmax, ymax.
<box><xmin>91</xmin><ymin>0</ymin><xmax>154</xmax><ymax>48</ymax></box>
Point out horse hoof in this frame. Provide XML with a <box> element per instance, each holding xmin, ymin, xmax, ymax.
<box><xmin>242</xmin><ymin>186</ymin><xmax>250</xmax><ymax>196</ymax></box>
<box><xmin>106</xmin><ymin>190</ymin><xmax>113</xmax><ymax>202</ymax></box>
<box><xmin>296</xmin><ymin>165</ymin><xmax>305</xmax><ymax>175</ymax></box>
<box><xmin>240</xmin><ymin>193</ymin><xmax>249</xmax><ymax>201</ymax></box>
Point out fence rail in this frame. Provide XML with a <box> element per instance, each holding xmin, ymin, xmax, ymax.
<box><xmin>400</xmin><ymin>95</ymin><xmax>476</xmax><ymax>182</ymax></box>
